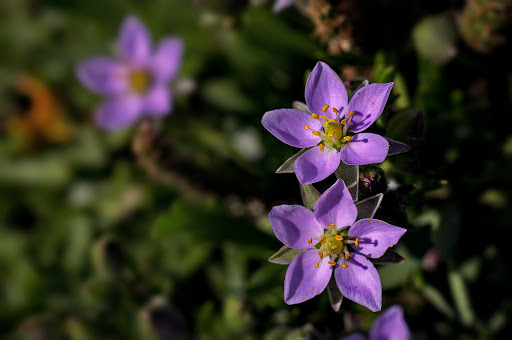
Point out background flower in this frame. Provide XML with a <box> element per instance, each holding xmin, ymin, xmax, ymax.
<box><xmin>76</xmin><ymin>15</ymin><xmax>183</xmax><ymax>130</ymax></box>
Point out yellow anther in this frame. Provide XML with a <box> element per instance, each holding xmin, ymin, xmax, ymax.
<box><xmin>345</xmin><ymin>252</ymin><xmax>350</xmax><ymax>259</ymax></box>
<box><xmin>340</xmin><ymin>118</ymin><xmax>349</xmax><ymax>124</ymax></box>
<box><xmin>355</xmin><ymin>238</ymin><xmax>360</xmax><ymax>246</ymax></box>
<box><xmin>335</xmin><ymin>235</ymin><xmax>342</xmax><ymax>241</ymax></box>
<box><xmin>321</xmin><ymin>104</ymin><xmax>329</xmax><ymax>112</ymax></box>
<box><xmin>347</xmin><ymin>111</ymin><xmax>354</xmax><ymax>117</ymax></box>
<box><xmin>311</xmin><ymin>130</ymin><xmax>322</xmax><ymax>136</ymax></box>
<box><xmin>304</xmin><ymin>124</ymin><xmax>309</xmax><ymax>130</ymax></box>
<box><xmin>341</xmin><ymin>264</ymin><xmax>349</xmax><ymax>269</ymax></box>
<box><xmin>319</xmin><ymin>144</ymin><xmax>324</xmax><ymax>152</ymax></box>
<box><xmin>319</xmin><ymin>236</ymin><xmax>326</xmax><ymax>242</ymax></box>
<box><xmin>343</xmin><ymin>136</ymin><xmax>352</xmax><ymax>142</ymax></box>
<box><xmin>318</xmin><ymin>250</ymin><xmax>324</xmax><ymax>259</ymax></box>
<box><xmin>311</xmin><ymin>113</ymin><xmax>319</xmax><ymax>119</ymax></box>
<box><xmin>315</xmin><ymin>263</ymin><xmax>319</xmax><ymax>268</ymax></box>
<box><xmin>332</xmin><ymin>108</ymin><xmax>339</xmax><ymax>114</ymax></box>
<box><xmin>319</xmin><ymin>115</ymin><xmax>329</xmax><ymax>122</ymax></box>
<box><xmin>308</xmin><ymin>238</ymin><xmax>312</xmax><ymax>244</ymax></box>
<box><xmin>327</xmin><ymin>131</ymin><xmax>335</xmax><ymax>137</ymax></box>
<box><xmin>328</xmin><ymin>261</ymin><xmax>336</xmax><ymax>266</ymax></box>
<box><xmin>328</xmin><ymin>118</ymin><xmax>338</xmax><ymax>123</ymax></box>
<box><xmin>328</xmin><ymin>224</ymin><xmax>335</xmax><ymax>228</ymax></box>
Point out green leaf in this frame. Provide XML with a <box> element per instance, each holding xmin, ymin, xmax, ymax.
<box><xmin>275</xmin><ymin>148</ymin><xmax>307</xmax><ymax>174</ymax></box>
<box><xmin>268</xmin><ymin>246</ymin><xmax>305</xmax><ymax>265</ymax></box>
<box><xmin>355</xmin><ymin>193</ymin><xmax>384</xmax><ymax>220</ymax></box>
<box><xmin>153</xmin><ymin>200</ymin><xmax>273</xmax><ymax>246</ymax></box>
<box><xmin>335</xmin><ymin>163</ymin><xmax>359</xmax><ymax>201</ymax></box>
<box><xmin>448</xmin><ymin>267</ymin><xmax>475</xmax><ymax>327</ymax></box>
<box><xmin>299</xmin><ymin>183</ymin><xmax>321</xmax><ymax>210</ymax></box>
<box><xmin>422</xmin><ymin>284</ymin><xmax>456</xmax><ymax>320</ymax></box>
<box><xmin>327</xmin><ymin>276</ymin><xmax>343</xmax><ymax>312</ymax></box>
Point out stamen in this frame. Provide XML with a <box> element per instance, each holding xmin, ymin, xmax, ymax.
<box><xmin>321</xmin><ymin>104</ymin><xmax>329</xmax><ymax>112</ymax></box>
<box><xmin>355</xmin><ymin>238</ymin><xmax>360</xmax><ymax>246</ymax></box>
<box><xmin>335</xmin><ymin>235</ymin><xmax>342</xmax><ymax>241</ymax></box>
<box><xmin>319</xmin><ymin>115</ymin><xmax>329</xmax><ymax>122</ymax></box>
<box><xmin>304</xmin><ymin>124</ymin><xmax>309</xmax><ymax>130</ymax></box>
<box><xmin>347</xmin><ymin>111</ymin><xmax>354</xmax><ymax>117</ymax></box>
<box><xmin>332</xmin><ymin>108</ymin><xmax>339</xmax><ymax>114</ymax></box>
<box><xmin>340</xmin><ymin>118</ymin><xmax>349</xmax><ymax>124</ymax></box>
<box><xmin>311</xmin><ymin>113</ymin><xmax>319</xmax><ymax>119</ymax></box>
<box><xmin>343</xmin><ymin>136</ymin><xmax>352</xmax><ymax>142</ymax></box>
<box><xmin>328</xmin><ymin>261</ymin><xmax>336</xmax><ymax>266</ymax></box>
<box><xmin>327</xmin><ymin>131</ymin><xmax>335</xmax><ymax>137</ymax></box>
<box><xmin>311</xmin><ymin>131</ymin><xmax>322</xmax><ymax>136</ymax></box>
<box><xmin>315</xmin><ymin>263</ymin><xmax>319</xmax><ymax>268</ymax></box>
<box><xmin>328</xmin><ymin>224</ymin><xmax>335</xmax><ymax>229</ymax></box>
<box><xmin>345</xmin><ymin>252</ymin><xmax>350</xmax><ymax>259</ymax></box>
<box><xmin>319</xmin><ymin>236</ymin><xmax>326</xmax><ymax>242</ymax></box>
<box><xmin>308</xmin><ymin>238</ymin><xmax>312</xmax><ymax>244</ymax></box>
<box><xmin>341</xmin><ymin>264</ymin><xmax>349</xmax><ymax>269</ymax></box>
<box><xmin>319</xmin><ymin>144</ymin><xmax>324</xmax><ymax>152</ymax></box>
<box><xmin>318</xmin><ymin>250</ymin><xmax>324</xmax><ymax>259</ymax></box>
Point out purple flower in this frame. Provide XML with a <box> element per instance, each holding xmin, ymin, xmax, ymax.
<box><xmin>269</xmin><ymin>179</ymin><xmax>406</xmax><ymax>311</ymax></box>
<box><xmin>76</xmin><ymin>16</ymin><xmax>184</xmax><ymax>130</ymax></box>
<box><xmin>262</xmin><ymin>61</ymin><xmax>393</xmax><ymax>184</ymax></box>
<box><xmin>273</xmin><ymin>0</ymin><xmax>295</xmax><ymax>12</ymax></box>
<box><xmin>341</xmin><ymin>305</ymin><xmax>410</xmax><ymax>340</ymax></box>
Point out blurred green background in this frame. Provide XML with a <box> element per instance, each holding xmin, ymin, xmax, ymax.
<box><xmin>0</xmin><ymin>0</ymin><xmax>511</xmax><ymax>339</ymax></box>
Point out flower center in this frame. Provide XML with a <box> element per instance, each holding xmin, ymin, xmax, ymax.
<box><xmin>311</xmin><ymin>228</ymin><xmax>360</xmax><ymax>269</ymax></box>
<box><xmin>129</xmin><ymin>70</ymin><xmax>151</xmax><ymax>94</ymax></box>
<box><xmin>303</xmin><ymin>104</ymin><xmax>354</xmax><ymax>151</ymax></box>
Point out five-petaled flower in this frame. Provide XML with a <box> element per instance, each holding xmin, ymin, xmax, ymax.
<box><xmin>76</xmin><ymin>15</ymin><xmax>183</xmax><ymax>130</ymax></box>
<box><xmin>269</xmin><ymin>179</ymin><xmax>406</xmax><ymax>311</ymax></box>
<box><xmin>262</xmin><ymin>61</ymin><xmax>393</xmax><ymax>184</ymax></box>
<box><xmin>340</xmin><ymin>305</ymin><xmax>410</xmax><ymax>340</ymax></box>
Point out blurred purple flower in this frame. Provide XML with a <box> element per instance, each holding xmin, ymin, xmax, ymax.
<box><xmin>76</xmin><ymin>15</ymin><xmax>184</xmax><ymax>130</ymax></box>
<box><xmin>262</xmin><ymin>61</ymin><xmax>393</xmax><ymax>184</ymax></box>
<box><xmin>341</xmin><ymin>305</ymin><xmax>410</xmax><ymax>340</ymax></box>
<box><xmin>269</xmin><ymin>179</ymin><xmax>406</xmax><ymax>311</ymax></box>
<box><xmin>273</xmin><ymin>0</ymin><xmax>295</xmax><ymax>12</ymax></box>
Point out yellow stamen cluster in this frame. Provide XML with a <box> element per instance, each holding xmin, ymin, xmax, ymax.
<box><xmin>311</xmin><ymin>225</ymin><xmax>361</xmax><ymax>270</ymax></box>
<box><xmin>302</xmin><ymin>104</ymin><xmax>355</xmax><ymax>152</ymax></box>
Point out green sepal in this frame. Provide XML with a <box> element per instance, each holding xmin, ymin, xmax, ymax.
<box><xmin>327</xmin><ymin>276</ymin><xmax>343</xmax><ymax>312</ymax></box>
<box><xmin>334</xmin><ymin>162</ymin><xmax>359</xmax><ymax>201</ymax></box>
<box><xmin>370</xmin><ymin>248</ymin><xmax>405</xmax><ymax>264</ymax></box>
<box><xmin>385</xmin><ymin>137</ymin><xmax>411</xmax><ymax>156</ymax></box>
<box><xmin>275</xmin><ymin>148</ymin><xmax>307</xmax><ymax>174</ymax></box>
<box><xmin>268</xmin><ymin>245</ymin><xmax>305</xmax><ymax>265</ymax></box>
<box><xmin>292</xmin><ymin>101</ymin><xmax>310</xmax><ymax>113</ymax></box>
<box><xmin>355</xmin><ymin>193</ymin><xmax>384</xmax><ymax>220</ymax></box>
<box><xmin>300</xmin><ymin>183</ymin><xmax>321</xmax><ymax>210</ymax></box>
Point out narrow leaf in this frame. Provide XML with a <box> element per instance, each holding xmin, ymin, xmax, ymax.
<box><xmin>292</xmin><ymin>101</ymin><xmax>310</xmax><ymax>113</ymax></box>
<box><xmin>422</xmin><ymin>284</ymin><xmax>456</xmax><ymax>319</ymax></box>
<box><xmin>327</xmin><ymin>276</ymin><xmax>343</xmax><ymax>312</ymax></box>
<box><xmin>300</xmin><ymin>184</ymin><xmax>321</xmax><ymax>210</ymax></box>
<box><xmin>385</xmin><ymin>137</ymin><xmax>411</xmax><ymax>156</ymax></box>
<box><xmin>335</xmin><ymin>162</ymin><xmax>359</xmax><ymax>201</ymax></box>
<box><xmin>268</xmin><ymin>246</ymin><xmax>305</xmax><ymax>265</ymax></box>
<box><xmin>370</xmin><ymin>248</ymin><xmax>405</xmax><ymax>264</ymax></box>
<box><xmin>355</xmin><ymin>193</ymin><xmax>384</xmax><ymax>220</ymax></box>
<box><xmin>275</xmin><ymin>148</ymin><xmax>307</xmax><ymax>174</ymax></box>
<box><xmin>448</xmin><ymin>268</ymin><xmax>475</xmax><ymax>327</ymax></box>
